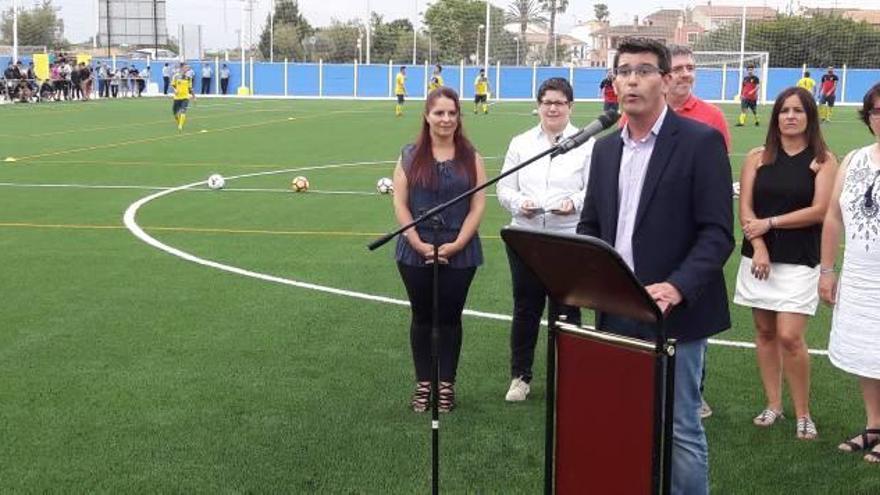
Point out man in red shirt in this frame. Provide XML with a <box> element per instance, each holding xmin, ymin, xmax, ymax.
<box><xmin>599</xmin><ymin>69</ymin><xmax>618</xmax><ymax>113</ymax></box>
<box><xmin>667</xmin><ymin>44</ymin><xmax>731</xmax><ymax>152</ymax></box>
<box><xmin>819</xmin><ymin>66</ymin><xmax>839</xmax><ymax>122</ymax></box>
<box><xmin>736</xmin><ymin>65</ymin><xmax>760</xmax><ymax>127</ymax></box>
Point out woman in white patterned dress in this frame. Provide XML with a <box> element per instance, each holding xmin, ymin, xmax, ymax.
<box><xmin>819</xmin><ymin>82</ymin><xmax>880</xmax><ymax>464</ymax></box>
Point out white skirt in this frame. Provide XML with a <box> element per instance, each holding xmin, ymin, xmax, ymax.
<box><xmin>733</xmin><ymin>257</ymin><xmax>820</xmax><ymax>315</ymax></box>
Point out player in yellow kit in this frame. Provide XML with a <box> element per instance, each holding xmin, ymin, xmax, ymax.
<box><xmin>428</xmin><ymin>64</ymin><xmax>443</xmax><ymax>92</ymax></box>
<box><xmin>394</xmin><ymin>66</ymin><xmax>407</xmax><ymax>117</ymax></box>
<box><xmin>474</xmin><ymin>68</ymin><xmax>490</xmax><ymax>115</ymax></box>
<box><xmin>796</xmin><ymin>70</ymin><xmax>816</xmax><ymax>98</ymax></box>
<box><xmin>170</xmin><ymin>65</ymin><xmax>195</xmax><ymax>131</ymax></box>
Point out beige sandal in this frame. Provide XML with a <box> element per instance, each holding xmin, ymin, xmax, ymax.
<box><xmin>753</xmin><ymin>408</ymin><xmax>784</xmax><ymax>427</ymax></box>
<box><xmin>796</xmin><ymin>416</ymin><xmax>818</xmax><ymax>440</ymax></box>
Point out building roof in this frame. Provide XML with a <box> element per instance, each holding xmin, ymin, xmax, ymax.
<box><xmin>692</xmin><ymin>4</ymin><xmax>777</xmax><ymax>20</ymax></box>
<box><xmin>594</xmin><ymin>24</ymin><xmax>675</xmax><ymax>38</ymax></box>
<box><xmin>806</xmin><ymin>8</ymin><xmax>880</xmax><ymax>25</ymax></box>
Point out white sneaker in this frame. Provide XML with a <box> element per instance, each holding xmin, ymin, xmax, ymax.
<box><xmin>505</xmin><ymin>377</ymin><xmax>530</xmax><ymax>402</ymax></box>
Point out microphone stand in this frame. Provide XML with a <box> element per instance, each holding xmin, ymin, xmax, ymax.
<box><xmin>367</xmin><ymin>130</ymin><xmax>597</xmax><ymax>494</ymax></box>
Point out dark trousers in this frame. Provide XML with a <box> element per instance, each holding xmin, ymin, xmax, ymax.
<box><xmin>201</xmin><ymin>77</ymin><xmax>211</xmax><ymax>94</ymax></box>
<box><xmin>397</xmin><ymin>262</ymin><xmax>477</xmax><ymax>383</ymax></box>
<box><xmin>506</xmin><ymin>244</ymin><xmax>581</xmax><ymax>383</ymax></box>
<box><xmin>221</xmin><ymin>78</ymin><xmax>229</xmax><ymax>94</ymax></box>
<box><xmin>163</xmin><ymin>76</ymin><xmax>170</xmax><ymax>94</ymax></box>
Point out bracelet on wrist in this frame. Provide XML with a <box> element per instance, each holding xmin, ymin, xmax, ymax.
<box><xmin>819</xmin><ymin>266</ymin><xmax>836</xmax><ymax>274</ymax></box>
<box><xmin>768</xmin><ymin>216</ymin><xmax>776</xmax><ymax>228</ymax></box>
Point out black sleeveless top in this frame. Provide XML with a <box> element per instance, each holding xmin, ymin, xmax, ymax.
<box><xmin>741</xmin><ymin>148</ymin><xmax>821</xmax><ymax>267</ymax></box>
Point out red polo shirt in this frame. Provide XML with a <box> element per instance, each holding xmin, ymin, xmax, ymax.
<box><xmin>675</xmin><ymin>94</ymin><xmax>732</xmax><ymax>152</ymax></box>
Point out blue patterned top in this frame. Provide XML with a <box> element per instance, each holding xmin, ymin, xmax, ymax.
<box><xmin>395</xmin><ymin>144</ymin><xmax>483</xmax><ymax>268</ymax></box>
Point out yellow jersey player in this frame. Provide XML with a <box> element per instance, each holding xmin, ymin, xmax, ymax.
<box><xmin>428</xmin><ymin>64</ymin><xmax>443</xmax><ymax>92</ymax></box>
<box><xmin>796</xmin><ymin>70</ymin><xmax>816</xmax><ymax>98</ymax></box>
<box><xmin>474</xmin><ymin>68</ymin><xmax>490</xmax><ymax>114</ymax></box>
<box><xmin>171</xmin><ymin>66</ymin><xmax>194</xmax><ymax>131</ymax></box>
<box><xmin>395</xmin><ymin>66</ymin><xmax>406</xmax><ymax>117</ymax></box>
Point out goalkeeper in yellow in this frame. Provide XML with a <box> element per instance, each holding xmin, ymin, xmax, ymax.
<box><xmin>394</xmin><ymin>66</ymin><xmax>407</xmax><ymax>117</ymax></box>
<box><xmin>171</xmin><ymin>65</ymin><xmax>195</xmax><ymax>131</ymax></box>
<box><xmin>474</xmin><ymin>68</ymin><xmax>490</xmax><ymax>114</ymax></box>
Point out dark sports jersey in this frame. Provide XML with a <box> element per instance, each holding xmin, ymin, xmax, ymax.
<box><xmin>820</xmin><ymin>74</ymin><xmax>839</xmax><ymax>95</ymax></box>
<box><xmin>600</xmin><ymin>77</ymin><xmax>617</xmax><ymax>103</ymax></box>
<box><xmin>741</xmin><ymin>75</ymin><xmax>760</xmax><ymax>100</ymax></box>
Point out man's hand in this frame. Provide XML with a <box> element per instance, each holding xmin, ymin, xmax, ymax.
<box><xmin>646</xmin><ymin>282</ymin><xmax>683</xmax><ymax>315</ymax></box>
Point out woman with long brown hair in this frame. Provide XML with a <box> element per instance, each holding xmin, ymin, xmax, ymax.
<box><xmin>392</xmin><ymin>86</ymin><xmax>487</xmax><ymax>413</ymax></box>
<box><xmin>734</xmin><ymin>86</ymin><xmax>838</xmax><ymax>439</ymax></box>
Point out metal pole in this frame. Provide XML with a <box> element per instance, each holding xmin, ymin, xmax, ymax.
<box><xmin>240</xmin><ymin>0</ymin><xmax>246</xmax><ymax>92</ymax></box>
<box><xmin>412</xmin><ymin>0</ymin><xmax>417</xmax><ymax>64</ymax></box>
<box><xmin>476</xmin><ymin>26</ymin><xmax>481</xmax><ymax>66</ymax></box>
<box><xmin>270</xmin><ymin>6</ymin><xmax>274</xmax><ymax>62</ymax></box>
<box><xmin>106</xmin><ymin>0</ymin><xmax>112</xmax><ymax>58</ymax></box>
<box><xmin>153</xmin><ymin>0</ymin><xmax>159</xmax><ymax>59</ymax></box>
<box><xmin>93</xmin><ymin>0</ymin><xmax>99</xmax><ymax>49</ymax></box>
<box><xmin>737</xmin><ymin>5</ymin><xmax>747</xmax><ymax>96</ymax></box>
<box><xmin>12</xmin><ymin>0</ymin><xmax>18</xmax><ymax>63</ymax></box>
<box><xmin>483</xmin><ymin>1</ymin><xmax>490</xmax><ymax>72</ymax></box>
<box><xmin>516</xmin><ymin>37</ymin><xmax>520</xmax><ymax>66</ymax></box>
<box><xmin>366</xmin><ymin>0</ymin><xmax>372</xmax><ymax>65</ymax></box>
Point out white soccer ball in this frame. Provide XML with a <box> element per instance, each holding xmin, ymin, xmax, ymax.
<box><xmin>732</xmin><ymin>181</ymin><xmax>741</xmax><ymax>198</ymax></box>
<box><xmin>207</xmin><ymin>173</ymin><xmax>225</xmax><ymax>190</ymax></box>
<box><xmin>376</xmin><ymin>177</ymin><xmax>394</xmax><ymax>194</ymax></box>
<box><xmin>531</xmin><ymin>108</ymin><xmax>539</xmax><ymax>116</ymax></box>
<box><xmin>291</xmin><ymin>176</ymin><xmax>310</xmax><ymax>192</ymax></box>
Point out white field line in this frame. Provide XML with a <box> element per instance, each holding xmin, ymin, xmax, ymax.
<box><xmin>0</xmin><ymin>181</ymin><xmax>505</xmax><ymax>197</ymax></box>
<box><xmin>118</xmin><ymin>161</ymin><xmax>828</xmax><ymax>356</ymax></box>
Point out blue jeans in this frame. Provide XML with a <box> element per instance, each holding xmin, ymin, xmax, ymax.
<box><xmin>671</xmin><ymin>338</ymin><xmax>709</xmax><ymax>495</ymax></box>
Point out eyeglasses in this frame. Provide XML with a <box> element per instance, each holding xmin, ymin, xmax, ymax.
<box><xmin>868</xmin><ymin>108</ymin><xmax>880</xmax><ymax>119</ymax></box>
<box><xmin>539</xmin><ymin>100</ymin><xmax>570</xmax><ymax>108</ymax></box>
<box><xmin>614</xmin><ymin>64</ymin><xmax>664</xmax><ymax>79</ymax></box>
<box><xmin>670</xmin><ymin>64</ymin><xmax>696</xmax><ymax>74</ymax></box>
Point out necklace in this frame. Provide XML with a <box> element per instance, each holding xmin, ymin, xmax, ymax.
<box><xmin>862</xmin><ymin>169</ymin><xmax>880</xmax><ymax>216</ymax></box>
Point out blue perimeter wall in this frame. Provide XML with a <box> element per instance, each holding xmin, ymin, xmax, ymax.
<box><xmin>2</xmin><ymin>56</ymin><xmax>878</xmax><ymax>103</ymax></box>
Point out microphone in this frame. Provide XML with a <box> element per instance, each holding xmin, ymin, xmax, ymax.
<box><xmin>553</xmin><ymin>109</ymin><xmax>620</xmax><ymax>156</ymax></box>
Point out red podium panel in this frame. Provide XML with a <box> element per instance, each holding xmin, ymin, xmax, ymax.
<box><xmin>555</xmin><ymin>329</ymin><xmax>660</xmax><ymax>494</ymax></box>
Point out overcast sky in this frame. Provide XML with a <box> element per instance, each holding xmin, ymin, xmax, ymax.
<box><xmin>4</xmin><ymin>0</ymin><xmax>875</xmax><ymax>49</ymax></box>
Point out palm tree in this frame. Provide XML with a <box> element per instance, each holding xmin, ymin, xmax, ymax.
<box><xmin>540</xmin><ymin>0</ymin><xmax>569</xmax><ymax>65</ymax></box>
<box><xmin>506</xmin><ymin>0</ymin><xmax>547</xmax><ymax>40</ymax></box>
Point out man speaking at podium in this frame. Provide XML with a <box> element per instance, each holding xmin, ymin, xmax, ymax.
<box><xmin>577</xmin><ymin>38</ymin><xmax>734</xmax><ymax>495</ymax></box>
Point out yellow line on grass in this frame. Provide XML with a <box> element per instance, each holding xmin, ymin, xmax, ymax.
<box><xmin>8</xmin><ymin>107</ymin><xmax>377</xmax><ymax>163</ymax></box>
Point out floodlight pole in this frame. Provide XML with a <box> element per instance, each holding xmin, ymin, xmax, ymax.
<box><xmin>12</xmin><ymin>0</ymin><xmax>18</xmax><ymax>63</ymax></box>
<box><xmin>412</xmin><ymin>0</ymin><xmax>417</xmax><ymax>64</ymax></box>
<box><xmin>270</xmin><ymin>5</ymin><xmax>274</xmax><ymax>62</ymax></box>
<box><xmin>106</xmin><ymin>0</ymin><xmax>112</xmax><ymax>57</ymax></box>
<box><xmin>366</xmin><ymin>0</ymin><xmax>372</xmax><ymax>65</ymax></box>
<box><xmin>153</xmin><ymin>0</ymin><xmax>159</xmax><ymax>59</ymax></box>
<box><xmin>483</xmin><ymin>1</ymin><xmax>490</xmax><ymax>72</ymax></box>
<box><xmin>240</xmin><ymin>0</ymin><xmax>246</xmax><ymax>91</ymax></box>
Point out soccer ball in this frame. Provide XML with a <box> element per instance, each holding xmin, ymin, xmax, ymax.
<box><xmin>531</xmin><ymin>108</ymin><xmax>539</xmax><ymax>116</ymax></box>
<box><xmin>376</xmin><ymin>177</ymin><xmax>394</xmax><ymax>194</ymax></box>
<box><xmin>291</xmin><ymin>176</ymin><xmax>310</xmax><ymax>192</ymax></box>
<box><xmin>732</xmin><ymin>181</ymin><xmax>741</xmax><ymax>198</ymax></box>
<box><xmin>207</xmin><ymin>173</ymin><xmax>225</xmax><ymax>190</ymax></box>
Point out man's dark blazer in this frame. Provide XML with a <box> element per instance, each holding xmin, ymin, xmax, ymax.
<box><xmin>576</xmin><ymin>108</ymin><xmax>735</xmax><ymax>342</ymax></box>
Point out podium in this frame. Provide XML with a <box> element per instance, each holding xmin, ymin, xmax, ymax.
<box><xmin>501</xmin><ymin>226</ymin><xmax>675</xmax><ymax>495</ymax></box>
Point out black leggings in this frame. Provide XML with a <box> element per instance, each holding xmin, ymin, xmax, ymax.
<box><xmin>397</xmin><ymin>263</ymin><xmax>477</xmax><ymax>383</ymax></box>
<box><xmin>506</xmin><ymin>244</ymin><xmax>580</xmax><ymax>383</ymax></box>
